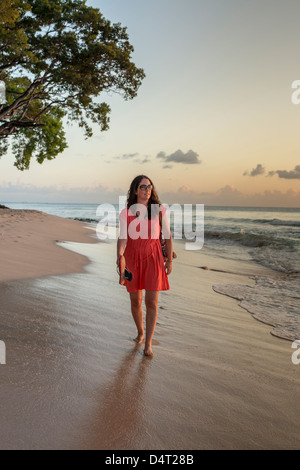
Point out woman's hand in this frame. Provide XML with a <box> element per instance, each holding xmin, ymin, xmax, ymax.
<box><xmin>165</xmin><ymin>260</ymin><xmax>172</xmax><ymax>275</ymax></box>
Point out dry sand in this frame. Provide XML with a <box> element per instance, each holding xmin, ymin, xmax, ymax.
<box><xmin>0</xmin><ymin>209</ymin><xmax>299</xmax><ymax>449</ymax></box>
<box><xmin>0</xmin><ymin>208</ymin><xmax>97</xmax><ymax>281</ymax></box>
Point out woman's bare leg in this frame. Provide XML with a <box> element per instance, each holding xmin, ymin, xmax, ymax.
<box><xmin>130</xmin><ymin>291</ymin><xmax>144</xmax><ymax>343</ymax></box>
<box><xmin>144</xmin><ymin>290</ymin><xmax>159</xmax><ymax>356</ymax></box>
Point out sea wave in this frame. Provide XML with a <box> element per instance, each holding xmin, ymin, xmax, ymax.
<box><xmin>249</xmin><ymin>246</ymin><xmax>300</xmax><ymax>274</ymax></box>
<box><xmin>203</xmin><ymin>229</ymin><xmax>294</xmax><ymax>249</ymax></box>
<box><xmin>74</xmin><ymin>217</ymin><xmax>98</xmax><ymax>224</ymax></box>
<box><xmin>253</xmin><ymin>218</ymin><xmax>300</xmax><ymax>227</ymax></box>
<box><xmin>213</xmin><ymin>274</ymin><xmax>300</xmax><ymax>342</ymax></box>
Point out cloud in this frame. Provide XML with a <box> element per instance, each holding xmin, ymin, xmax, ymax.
<box><xmin>112</xmin><ymin>153</ymin><xmax>151</xmax><ymax>164</ymax></box>
<box><xmin>0</xmin><ymin>182</ymin><xmax>123</xmax><ymax>204</ymax></box>
<box><xmin>268</xmin><ymin>165</ymin><xmax>300</xmax><ymax>179</ymax></box>
<box><xmin>1</xmin><ymin>182</ymin><xmax>299</xmax><ymax>207</ymax></box>
<box><xmin>114</xmin><ymin>153</ymin><xmax>139</xmax><ymax>160</ymax></box>
<box><xmin>244</xmin><ymin>164</ymin><xmax>300</xmax><ymax>180</ymax></box>
<box><xmin>157</xmin><ymin>149</ymin><xmax>201</xmax><ymax>165</ymax></box>
<box><xmin>160</xmin><ymin>185</ymin><xmax>300</xmax><ymax>207</ymax></box>
<box><xmin>178</xmin><ymin>185</ymin><xmax>192</xmax><ymax>192</ymax></box>
<box><xmin>243</xmin><ymin>164</ymin><xmax>265</xmax><ymax>177</ymax></box>
<box><xmin>134</xmin><ymin>156</ymin><xmax>151</xmax><ymax>164</ymax></box>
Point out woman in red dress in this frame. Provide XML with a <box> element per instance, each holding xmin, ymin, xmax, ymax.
<box><xmin>117</xmin><ymin>175</ymin><xmax>173</xmax><ymax>357</ymax></box>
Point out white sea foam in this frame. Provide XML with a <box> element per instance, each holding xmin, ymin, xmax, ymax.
<box><xmin>249</xmin><ymin>246</ymin><xmax>300</xmax><ymax>274</ymax></box>
<box><xmin>213</xmin><ymin>274</ymin><xmax>300</xmax><ymax>341</ymax></box>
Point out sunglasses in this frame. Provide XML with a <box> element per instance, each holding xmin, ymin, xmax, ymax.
<box><xmin>138</xmin><ymin>184</ymin><xmax>152</xmax><ymax>191</ymax></box>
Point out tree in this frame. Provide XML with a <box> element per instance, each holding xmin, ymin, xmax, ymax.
<box><xmin>0</xmin><ymin>0</ymin><xmax>145</xmax><ymax>170</ymax></box>
<box><xmin>0</xmin><ymin>0</ymin><xmax>26</xmax><ymax>24</ymax></box>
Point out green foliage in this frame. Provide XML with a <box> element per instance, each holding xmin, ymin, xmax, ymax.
<box><xmin>0</xmin><ymin>0</ymin><xmax>145</xmax><ymax>170</ymax></box>
<box><xmin>0</xmin><ymin>0</ymin><xmax>27</xmax><ymax>25</ymax></box>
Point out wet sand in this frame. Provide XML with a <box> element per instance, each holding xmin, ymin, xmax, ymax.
<box><xmin>0</xmin><ymin>211</ymin><xmax>299</xmax><ymax>449</ymax></box>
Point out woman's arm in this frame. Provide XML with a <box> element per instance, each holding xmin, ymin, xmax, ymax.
<box><xmin>117</xmin><ymin>237</ymin><xmax>127</xmax><ymax>264</ymax></box>
<box><xmin>165</xmin><ymin>235</ymin><xmax>173</xmax><ymax>275</ymax></box>
<box><xmin>161</xmin><ymin>210</ymin><xmax>173</xmax><ymax>275</ymax></box>
<box><xmin>117</xmin><ymin>209</ymin><xmax>128</xmax><ymax>264</ymax></box>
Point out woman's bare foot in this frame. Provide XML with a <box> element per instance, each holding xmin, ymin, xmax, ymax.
<box><xmin>144</xmin><ymin>346</ymin><xmax>154</xmax><ymax>357</ymax></box>
<box><xmin>134</xmin><ymin>333</ymin><xmax>144</xmax><ymax>344</ymax></box>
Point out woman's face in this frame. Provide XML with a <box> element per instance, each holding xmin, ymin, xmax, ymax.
<box><xmin>135</xmin><ymin>178</ymin><xmax>152</xmax><ymax>204</ymax></box>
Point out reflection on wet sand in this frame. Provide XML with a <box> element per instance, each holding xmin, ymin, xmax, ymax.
<box><xmin>83</xmin><ymin>344</ymin><xmax>151</xmax><ymax>450</ymax></box>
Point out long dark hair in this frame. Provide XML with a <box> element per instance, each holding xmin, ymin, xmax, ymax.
<box><xmin>127</xmin><ymin>175</ymin><xmax>161</xmax><ymax>219</ymax></box>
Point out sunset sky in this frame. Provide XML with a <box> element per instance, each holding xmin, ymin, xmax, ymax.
<box><xmin>0</xmin><ymin>0</ymin><xmax>300</xmax><ymax>206</ymax></box>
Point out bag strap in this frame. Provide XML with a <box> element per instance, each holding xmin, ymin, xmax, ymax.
<box><xmin>159</xmin><ymin>205</ymin><xmax>177</xmax><ymax>260</ymax></box>
<box><xmin>159</xmin><ymin>205</ymin><xmax>165</xmax><ymax>238</ymax></box>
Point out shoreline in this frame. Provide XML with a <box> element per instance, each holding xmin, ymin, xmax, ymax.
<box><xmin>0</xmin><ymin>208</ymin><xmax>98</xmax><ymax>282</ymax></box>
<box><xmin>0</xmin><ymin>209</ymin><xmax>299</xmax><ymax>449</ymax></box>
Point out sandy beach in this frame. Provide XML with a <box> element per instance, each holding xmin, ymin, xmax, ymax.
<box><xmin>0</xmin><ymin>208</ymin><xmax>98</xmax><ymax>282</ymax></box>
<box><xmin>0</xmin><ymin>209</ymin><xmax>299</xmax><ymax>450</ymax></box>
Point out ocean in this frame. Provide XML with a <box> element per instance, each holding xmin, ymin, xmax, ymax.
<box><xmin>5</xmin><ymin>202</ymin><xmax>300</xmax><ymax>342</ymax></box>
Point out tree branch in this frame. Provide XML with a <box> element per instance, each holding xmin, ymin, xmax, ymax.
<box><xmin>0</xmin><ymin>120</ymin><xmax>44</xmax><ymax>136</ymax></box>
<box><xmin>0</xmin><ymin>78</ymin><xmax>43</xmax><ymax>119</ymax></box>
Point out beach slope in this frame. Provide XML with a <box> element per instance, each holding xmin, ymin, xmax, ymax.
<box><xmin>0</xmin><ymin>208</ymin><xmax>97</xmax><ymax>282</ymax></box>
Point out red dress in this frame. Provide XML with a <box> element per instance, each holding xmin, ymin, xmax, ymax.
<box><xmin>119</xmin><ymin>205</ymin><xmax>170</xmax><ymax>293</ymax></box>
